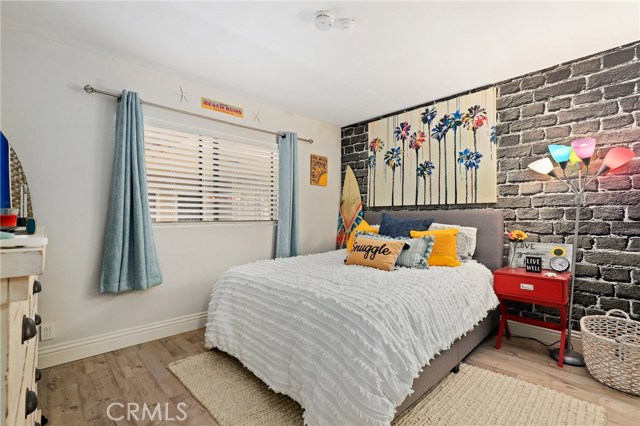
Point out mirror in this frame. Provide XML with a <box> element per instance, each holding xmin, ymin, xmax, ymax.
<box><xmin>1</xmin><ymin>131</ymin><xmax>33</xmax><ymax>219</ymax></box>
<box><xmin>9</xmin><ymin>144</ymin><xmax>33</xmax><ymax>217</ymax></box>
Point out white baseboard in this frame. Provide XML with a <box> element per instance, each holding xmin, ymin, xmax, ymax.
<box><xmin>507</xmin><ymin>320</ymin><xmax>582</xmax><ymax>352</ymax></box>
<box><xmin>38</xmin><ymin>314</ymin><xmax>580</xmax><ymax>369</ymax></box>
<box><xmin>38</xmin><ymin>311</ymin><xmax>207</xmax><ymax>369</ymax></box>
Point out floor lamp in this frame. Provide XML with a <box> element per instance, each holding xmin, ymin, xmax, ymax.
<box><xmin>527</xmin><ymin>138</ymin><xmax>634</xmax><ymax>366</ymax></box>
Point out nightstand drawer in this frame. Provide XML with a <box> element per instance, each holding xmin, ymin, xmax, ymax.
<box><xmin>494</xmin><ymin>274</ymin><xmax>565</xmax><ymax>304</ymax></box>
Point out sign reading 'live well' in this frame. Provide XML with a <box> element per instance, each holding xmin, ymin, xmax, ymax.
<box><xmin>201</xmin><ymin>97</ymin><xmax>243</xmax><ymax>118</ymax></box>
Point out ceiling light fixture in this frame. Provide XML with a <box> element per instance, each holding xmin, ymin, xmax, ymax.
<box><xmin>314</xmin><ymin>10</ymin><xmax>335</xmax><ymax>31</ymax></box>
<box><xmin>313</xmin><ymin>10</ymin><xmax>355</xmax><ymax>32</ymax></box>
<box><xmin>335</xmin><ymin>18</ymin><xmax>356</xmax><ymax>32</ymax></box>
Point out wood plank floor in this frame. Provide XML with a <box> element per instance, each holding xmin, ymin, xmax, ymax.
<box><xmin>40</xmin><ymin>329</ymin><xmax>639</xmax><ymax>426</ymax></box>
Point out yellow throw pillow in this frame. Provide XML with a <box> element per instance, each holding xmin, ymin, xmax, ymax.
<box><xmin>347</xmin><ymin>220</ymin><xmax>379</xmax><ymax>252</ymax></box>
<box><xmin>410</xmin><ymin>229</ymin><xmax>461</xmax><ymax>267</ymax></box>
<box><xmin>345</xmin><ymin>235</ymin><xmax>406</xmax><ymax>271</ymax></box>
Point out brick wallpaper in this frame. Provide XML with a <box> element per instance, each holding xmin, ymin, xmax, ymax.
<box><xmin>341</xmin><ymin>41</ymin><xmax>640</xmax><ymax>326</ymax></box>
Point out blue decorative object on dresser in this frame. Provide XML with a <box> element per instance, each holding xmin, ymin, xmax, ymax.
<box><xmin>0</xmin><ymin>131</ymin><xmax>10</xmax><ymax>209</ymax></box>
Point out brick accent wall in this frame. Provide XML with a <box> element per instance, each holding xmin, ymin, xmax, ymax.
<box><xmin>341</xmin><ymin>41</ymin><xmax>640</xmax><ymax>326</ymax></box>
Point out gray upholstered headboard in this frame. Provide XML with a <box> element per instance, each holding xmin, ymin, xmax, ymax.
<box><xmin>364</xmin><ymin>209</ymin><xmax>504</xmax><ymax>271</ymax></box>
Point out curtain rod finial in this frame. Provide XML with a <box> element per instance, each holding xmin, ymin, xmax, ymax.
<box><xmin>84</xmin><ymin>85</ymin><xmax>95</xmax><ymax>94</ymax></box>
<box><xmin>308</xmin><ymin>139</ymin><xmax>314</xmax><ymax>144</ymax></box>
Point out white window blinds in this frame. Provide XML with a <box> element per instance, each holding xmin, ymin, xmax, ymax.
<box><xmin>144</xmin><ymin>125</ymin><xmax>279</xmax><ymax>223</ymax></box>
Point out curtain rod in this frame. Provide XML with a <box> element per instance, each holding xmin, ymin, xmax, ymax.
<box><xmin>83</xmin><ymin>85</ymin><xmax>313</xmax><ymax>144</ymax></box>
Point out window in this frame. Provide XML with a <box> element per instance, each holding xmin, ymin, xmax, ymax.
<box><xmin>144</xmin><ymin>125</ymin><xmax>278</xmax><ymax>223</ymax></box>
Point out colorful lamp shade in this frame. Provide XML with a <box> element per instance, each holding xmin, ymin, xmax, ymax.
<box><xmin>569</xmin><ymin>150</ymin><xmax>583</xmax><ymax>168</ymax></box>
<box><xmin>548</xmin><ymin>144</ymin><xmax>572</xmax><ymax>168</ymax></box>
<box><xmin>571</xmin><ymin>138</ymin><xmax>596</xmax><ymax>165</ymax></box>
<box><xmin>599</xmin><ymin>147</ymin><xmax>634</xmax><ymax>173</ymax></box>
<box><xmin>528</xmin><ymin>157</ymin><xmax>556</xmax><ymax>177</ymax></box>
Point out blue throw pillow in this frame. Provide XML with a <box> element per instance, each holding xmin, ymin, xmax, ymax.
<box><xmin>378</xmin><ymin>213</ymin><xmax>433</xmax><ymax>238</ymax></box>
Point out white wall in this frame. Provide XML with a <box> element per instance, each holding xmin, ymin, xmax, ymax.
<box><xmin>0</xmin><ymin>30</ymin><xmax>341</xmax><ymax>366</ymax></box>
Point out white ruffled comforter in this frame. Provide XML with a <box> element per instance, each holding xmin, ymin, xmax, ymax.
<box><xmin>204</xmin><ymin>250</ymin><xmax>498</xmax><ymax>426</ymax></box>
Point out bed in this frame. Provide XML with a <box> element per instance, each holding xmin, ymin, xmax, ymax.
<box><xmin>204</xmin><ymin>209</ymin><xmax>504</xmax><ymax>425</ymax></box>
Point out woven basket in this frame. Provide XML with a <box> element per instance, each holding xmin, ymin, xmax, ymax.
<box><xmin>581</xmin><ymin>309</ymin><xmax>640</xmax><ymax>396</ymax></box>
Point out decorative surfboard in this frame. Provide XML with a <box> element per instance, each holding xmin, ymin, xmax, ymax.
<box><xmin>336</xmin><ymin>166</ymin><xmax>363</xmax><ymax>249</ymax></box>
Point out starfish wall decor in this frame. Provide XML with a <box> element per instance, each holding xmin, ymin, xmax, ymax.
<box><xmin>174</xmin><ymin>85</ymin><xmax>188</xmax><ymax>103</ymax></box>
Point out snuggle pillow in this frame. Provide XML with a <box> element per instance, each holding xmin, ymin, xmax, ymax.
<box><xmin>378</xmin><ymin>213</ymin><xmax>433</xmax><ymax>238</ymax></box>
<box><xmin>345</xmin><ymin>235</ymin><xmax>406</xmax><ymax>271</ymax></box>
<box><xmin>358</xmin><ymin>231</ymin><xmax>435</xmax><ymax>269</ymax></box>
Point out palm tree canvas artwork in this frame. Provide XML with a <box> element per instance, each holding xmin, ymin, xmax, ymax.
<box><xmin>366</xmin><ymin>87</ymin><xmax>497</xmax><ymax>207</ymax></box>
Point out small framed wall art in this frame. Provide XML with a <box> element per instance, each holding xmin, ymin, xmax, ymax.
<box><xmin>310</xmin><ymin>154</ymin><xmax>328</xmax><ymax>186</ymax></box>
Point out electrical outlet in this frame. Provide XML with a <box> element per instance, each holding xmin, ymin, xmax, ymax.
<box><xmin>40</xmin><ymin>323</ymin><xmax>54</xmax><ymax>341</ymax></box>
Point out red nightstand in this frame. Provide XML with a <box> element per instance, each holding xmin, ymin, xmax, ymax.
<box><xmin>493</xmin><ymin>267</ymin><xmax>572</xmax><ymax>367</ymax></box>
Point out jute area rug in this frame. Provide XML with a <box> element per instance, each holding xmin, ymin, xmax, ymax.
<box><xmin>168</xmin><ymin>350</ymin><xmax>606</xmax><ymax>426</ymax></box>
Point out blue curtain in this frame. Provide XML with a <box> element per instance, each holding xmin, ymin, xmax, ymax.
<box><xmin>100</xmin><ymin>90</ymin><xmax>162</xmax><ymax>293</ymax></box>
<box><xmin>276</xmin><ymin>132</ymin><xmax>299</xmax><ymax>258</ymax></box>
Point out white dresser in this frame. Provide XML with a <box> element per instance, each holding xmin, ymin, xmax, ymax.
<box><xmin>1</xmin><ymin>231</ymin><xmax>47</xmax><ymax>426</ymax></box>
